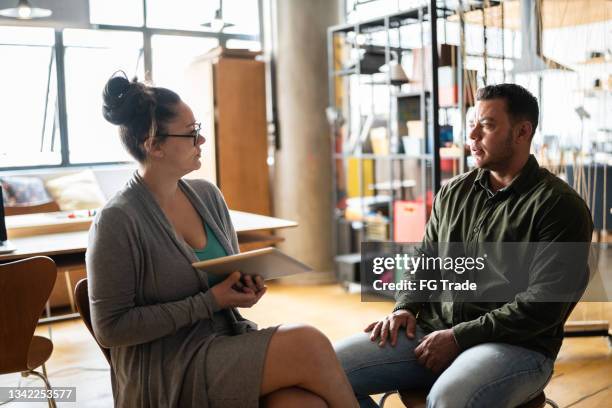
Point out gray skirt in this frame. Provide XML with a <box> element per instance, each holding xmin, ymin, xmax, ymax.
<box><xmin>179</xmin><ymin>320</ymin><xmax>278</xmax><ymax>408</ymax></box>
<box><xmin>205</xmin><ymin>326</ymin><xmax>278</xmax><ymax>407</ymax></box>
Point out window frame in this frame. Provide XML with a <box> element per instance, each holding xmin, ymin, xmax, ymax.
<box><xmin>0</xmin><ymin>0</ymin><xmax>263</xmax><ymax>171</ymax></box>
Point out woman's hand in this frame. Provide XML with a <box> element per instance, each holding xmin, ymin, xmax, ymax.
<box><xmin>210</xmin><ymin>271</ymin><xmax>267</xmax><ymax>309</ymax></box>
<box><xmin>238</xmin><ymin>274</ymin><xmax>265</xmax><ymax>293</ymax></box>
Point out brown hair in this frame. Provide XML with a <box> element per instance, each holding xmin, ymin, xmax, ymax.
<box><xmin>102</xmin><ymin>73</ymin><xmax>181</xmax><ymax>162</ymax></box>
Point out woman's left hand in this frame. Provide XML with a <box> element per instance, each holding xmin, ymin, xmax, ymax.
<box><xmin>236</xmin><ymin>274</ymin><xmax>266</xmax><ymax>307</ymax></box>
<box><xmin>239</xmin><ymin>274</ymin><xmax>265</xmax><ymax>294</ymax></box>
<box><xmin>230</xmin><ymin>274</ymin><xmax>265</xmax><ymax>302</ymax></box>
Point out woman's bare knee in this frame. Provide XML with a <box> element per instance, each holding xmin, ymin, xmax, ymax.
<box><xmin>262</xmin><ymin>324</ymin><xmax>359</xmax><ymax>407</ymax></box>
<box><xmin>261</xmin><ymin>324</ymin><xmax>339</xmax><ymax>394</ymax></box>
<box><xmin>263</xmin><ymin>387</ymin><xmax>327</xmax><ymax>408</ymax></box>
<box><xmin>284</xmin><ymin>325</ymin><xmax>340</xmax><ymax>370</ymax></box>
<box><xmin>282</xmin><ymin>324</ymin><xmax>335</xmax><ymax>356</ymax></box>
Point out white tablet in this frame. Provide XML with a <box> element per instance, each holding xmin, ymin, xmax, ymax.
<box><xmin>192</xmin><ymin>247</ymin><xmax>312</xmax><ymax>281</ymax></box>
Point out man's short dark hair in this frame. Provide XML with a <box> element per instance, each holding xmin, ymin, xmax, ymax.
<box><xmin>476</xmin><ymin>83</ymin><xmax>539</xmax><ymax>138</ymax></box>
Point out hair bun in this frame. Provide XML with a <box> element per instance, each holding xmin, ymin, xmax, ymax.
<box><xmin>102</xmin><ymin>73</ymin><xmax>153</xmax><ymax>126</ymax></box>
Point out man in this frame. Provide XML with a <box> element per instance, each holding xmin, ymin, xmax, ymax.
<box><xmin>335</xmin><ymin>84</ymin><xmax>593</xmax><ymax>408</ymax></box>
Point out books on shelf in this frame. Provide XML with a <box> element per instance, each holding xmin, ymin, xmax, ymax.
<box><xmin>364</xmin><ymin>213</ymin><xmax>389</xmax><ymax>241</ymax></box>
<box><xmin>439</xmin><ymin>67</ymin><xmax>477</xmax><ymax>108</ymax></box>
<box><xmin>344</xmin><ymin>195</ymin><xmax>392</xmax><ymax>222</ymax></box>
<box><xmin>370</xmin><ymin>127</ymin><xmax>389</xmax><ymax>155</ymax></box>
<box><xmin>346</xmin><ymin>158</ymin><xmax>375</xmax><ymax>198</ymax></box>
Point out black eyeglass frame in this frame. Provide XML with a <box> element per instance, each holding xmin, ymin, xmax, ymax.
<box><xmin>159</xmin><ymin>122</ymin><xmax>202</xmax><ymax>146</ymax></box>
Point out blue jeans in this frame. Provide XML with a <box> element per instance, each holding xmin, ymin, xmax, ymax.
<box><xmin>334</xmin><ymin>327</ymin><xmax>555</xmax><ymax>408</ymax></box>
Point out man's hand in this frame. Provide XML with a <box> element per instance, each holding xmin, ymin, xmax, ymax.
<box><xmin>211</xmin><ymin>272</ymin><xmax>267</xmax><ymax>309</ymax></box>
<box><xmin>414</xmin><ymin>329</ymin><xmax>460</xmax><ymax>373</ymax></box>
<box><xmin>364</xmin><ymin>309</ymin><xmax>417</xmax><ymax>347</ymax></box>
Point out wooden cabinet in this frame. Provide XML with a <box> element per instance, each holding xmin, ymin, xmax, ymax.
<box><xmin>186</xmin><ymin>47</ymin><xmax>271</xmax><ymax>216</ymax></box>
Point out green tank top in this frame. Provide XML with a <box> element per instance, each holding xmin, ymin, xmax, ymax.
<box><xmin>192</xmin><ymin>223</ymin><xmax>227</xmax><ymax>287</ymax></box>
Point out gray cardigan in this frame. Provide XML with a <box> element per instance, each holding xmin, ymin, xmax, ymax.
<box><xmin>86</xmin><ymin>172</ymin><xmax>255</xmax><ymax>407</ymax></box>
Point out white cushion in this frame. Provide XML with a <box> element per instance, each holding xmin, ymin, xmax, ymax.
<box><xmin>44</xmin><ymin>170</ymin><xmax>106</xmax><ymax>211</ymax></box>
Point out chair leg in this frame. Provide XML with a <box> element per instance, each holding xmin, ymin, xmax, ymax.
<box><xmin>545</xmin><ymin>398</ymin><xmax>560</xmax><ymax>408</ymax></box>
<box><xmin>22</xmin><ymin>366</ymin><xmax>57</xmax><ymax>408</ymax></box>
<box><xmin>378</xmin><ymin>391</ymin><xmax>398</xmax><ymax>407</ymax></box>
<box><xmin>45</xmin><ymin>301</ymin><xmax>53</xmax><ymax>340</ymax></box>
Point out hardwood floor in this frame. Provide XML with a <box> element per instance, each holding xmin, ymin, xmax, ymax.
<box><xmin>0</xmin><ymin>284</ymin><xmax>609</xmax><ymax>407</ymax></box>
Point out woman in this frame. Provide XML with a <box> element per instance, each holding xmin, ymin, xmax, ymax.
<box><xmin>87</xmin><ymin>72</ymin><xmax>358</xmax><ymax>408</ymax></box>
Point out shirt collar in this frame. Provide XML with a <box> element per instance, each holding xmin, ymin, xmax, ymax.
<box><xmin>473</xmin><ymin>154</ymin><xmax>540</xmax><ymax>196</ymax></box>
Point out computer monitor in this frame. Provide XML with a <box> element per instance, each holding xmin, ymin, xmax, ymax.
<box><xmin>0</xmin><ymin>186</ymin><xmax>7</xmax><ymax>242</ymax></box>
<box><xmin>0</xmin><ymin>188</ymin><xmax>16</xmax><ymax>254</ymax></box>
<box><xmin>0</xmin><ymin>187</ymin><xmax>16</xmax><ymax>253</ymax></box>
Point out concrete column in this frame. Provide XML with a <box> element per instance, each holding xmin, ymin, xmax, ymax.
<box><xmin>272</xmin><ymin>0</ymin><xmax>341</xmax><ymax>284</ymax></box>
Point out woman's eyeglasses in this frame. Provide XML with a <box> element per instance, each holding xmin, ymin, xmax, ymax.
<box><xmin>160</xmin><ymin>122</ymin><xmax>202</xmax><ymax>146</ymax></box>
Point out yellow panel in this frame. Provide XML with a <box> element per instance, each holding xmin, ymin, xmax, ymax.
<box><xmin>347</xmin><ymin>158</ymin><xmax>375</xmax><ymax>198</ymax></box>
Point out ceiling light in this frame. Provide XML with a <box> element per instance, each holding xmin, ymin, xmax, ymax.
<box><xmin>0</xmin><ymin>0</ymin><xmax>52</xmax><ymax>20</ymax></box>
<box><xmin>201</xmin><ymin>1</ymin><xmax>234</xmax><ymax>32</ymax></box>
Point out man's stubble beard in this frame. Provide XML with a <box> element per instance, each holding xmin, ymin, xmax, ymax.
<box><xmin>479</xmin><ymin>130</ymin><xmax>515</xmax><ymax>172</ymax></box>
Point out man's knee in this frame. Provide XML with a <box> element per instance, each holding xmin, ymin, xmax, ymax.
<box><xmin>334</xmin><ymin>332</ymin><xmax>373</xmax><ymax>373</ymax></box>
<box><xmin>335</xmin><ymin>332</ymin><xmax>429</xmax><ymax>398</ymax></box>
<box><xmin>426</xmin><ymin>389</ymin><xmax>456</xmax><ymax>408</ymax></box>
<box><xmin>426</xmin><ymin>371</ymin><xmax>477</xmax><ymax>408</ymax></box>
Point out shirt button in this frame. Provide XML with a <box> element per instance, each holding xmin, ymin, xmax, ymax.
<box><xmin>473</xmin><ymin>227</ymin><xmax>479</xmax><ymax>233</ymax></box>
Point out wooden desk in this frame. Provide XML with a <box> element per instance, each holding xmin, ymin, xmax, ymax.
<box><xmin>1</xmin><ymin>210</ymin><xmax>297</xmax><ymax>261</ymax></box>
<box><xmin>0</xmin><ymin>231</ymin><xmax>87</xmax><ymax>262</ymax></box>
<box><xmin>0</xmin><ymin>210</ymin><xmax>297</xmax><ymax>322</ymax></box>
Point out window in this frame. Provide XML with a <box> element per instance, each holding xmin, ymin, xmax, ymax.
<box><xmin>226</xmin><ymin>39</ymin><xmax>261</xmax><ymax>52</ymax></box>
<box><xmin>0</xmin><ymin>0</ymin><xmax>260</xmax><ymax>170</ymax></box>
<box><xmin>151</xmin><ymin>35</ymin><xmax>218</xmax><ymax>100</ymax></box>
<box><xmin>89</xmin><ymin>0</ymin><xmax>144</xmax><ymax>27</ymax></box>
<box><xmin>222</xmin><ymin>0</ymin><xmax>260</xmax><ymax>36</ymax></box>
<box><xmin>146</xmin><ymin>0</ymin><xmax>218</xmax><ymax>32</ymax></box>
<box><xmin>63</xmin><ymin>29</ymin><xmax>144</xmax><ymax>164</ymax></box>
<box><xmin>347</xmin><ymin>0</ymin><xmax>413</xmax><ymax>23</ymax></box>
<box><xmin>146</xmin><ymin>0</ymin><xmax>259</xmax><ymax>35</ymax></box>
<box><xmin>0</xmin><ymin>27</ymin><xmax>61</xmax><ymax>168</ymax></box>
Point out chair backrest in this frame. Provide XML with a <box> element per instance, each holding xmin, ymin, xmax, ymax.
<box><xmin>0</xmin><ymin>256</ymin><xmax>56</xmax><ymax>374</ymax></box>
<box><xmin>74</xmin><ymin>278</ymin><xmax>112</xmax><ymax>365</ymax></box>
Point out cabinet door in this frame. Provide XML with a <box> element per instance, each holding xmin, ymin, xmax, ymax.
<box><xmin>215</xmin><ymin>57</ymin><xmax>270</xmax><ymax>215</ymax></box>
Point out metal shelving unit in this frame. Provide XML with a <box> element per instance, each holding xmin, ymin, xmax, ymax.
<box><xmin>327</xmin><ymin>1</ymin><xmax>509</xmax><ymax>285</ymax></box>
<box><xmin>328</xmin><ymin>2</ymin><xmax>451</xmax><ymax>280</ymax></box>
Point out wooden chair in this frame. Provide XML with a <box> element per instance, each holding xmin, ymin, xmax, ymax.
<box><xmin>380</xmin><ymin>390</ymin><xmax>558</xmax><ymax>408</ymax></box>
<box><xmin>0</xmin><ymin>256</ymin><xmax>58</xmax><ymax>408</ymax></box>
<box><xmin>74</xmin><ymin>278</ymin><xmax>112</xmax><ymax>366</ymax></box>
<box><xmin>5</xmin><ymin>201</ymin><xmax>80</xmax><ymax>315</ymax></box>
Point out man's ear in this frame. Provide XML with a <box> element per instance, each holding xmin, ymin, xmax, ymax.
<box><xmin>143</xmin><ymin>137</ymin><xmax>164</xmax><ymax>159</ymax></box>
<box><xmin>514</xmin><ymin>120</ymin><xmax>533</xmax><ymax>144</ymax></box>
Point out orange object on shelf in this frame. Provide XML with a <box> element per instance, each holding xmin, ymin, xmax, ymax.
<box><xmin>440</xmin><ymin>158</ymin><xmax>455</xmax><ymax>172</ymax></box>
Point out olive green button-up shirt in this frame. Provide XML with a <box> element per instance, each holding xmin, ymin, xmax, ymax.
<box><xmin>394</xmin><ymin>155</ymin><xmax>593</xmax><ymax>358</ymax></box>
